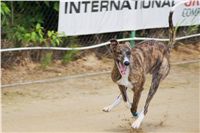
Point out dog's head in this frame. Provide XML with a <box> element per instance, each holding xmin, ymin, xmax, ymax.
<box><xmin>110</xmin><ymin>39</ymin><xmax>132</xmax><ymax>75</ymax></box>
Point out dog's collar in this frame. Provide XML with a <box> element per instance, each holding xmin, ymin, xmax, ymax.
<box><xmin>131</xmin><ymin>111</ymin><xmax>138</xmax><ymax>118</ymax></box>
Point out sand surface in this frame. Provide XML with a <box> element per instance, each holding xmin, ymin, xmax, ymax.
<box><xmin>2</xmin><ymin>62</ymin><xmax>199</xmax><ymax>133</ymax></box>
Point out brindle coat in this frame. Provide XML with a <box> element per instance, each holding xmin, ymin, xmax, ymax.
<box><xmin>106</xmin><ymin>9</ymin><xmax>175</xmax><ymax>128</ymax></box>
<box><xmin>110</xmin><ymin>40</ymin><xmax>170</xmax><ymax>115</ymax></box>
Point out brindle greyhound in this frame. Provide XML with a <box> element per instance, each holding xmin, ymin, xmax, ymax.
<box><xmin>103</xmin><ymin>11</ymin><xmax>176</xmax><ymax>129</ymax></box>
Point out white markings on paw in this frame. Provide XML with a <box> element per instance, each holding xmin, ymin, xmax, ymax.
<box><xmin>132</xmin><ymin>110</ymin><xmax>145</xmax><ymax>129</ymax></box>
<box><xmin>102</xmin><ymin>95</ymin><xmax>121</xmax><ymax>112</ymax></box>
<box><xmin>102</xmin><ymin>106</ymin><xmax>112</xmax><ymax>112</ymax></box>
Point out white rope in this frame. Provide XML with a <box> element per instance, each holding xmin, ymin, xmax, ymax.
<box><xmin>1</xmin><ymin>59</ymin><xmax>200</xmax><ymax>88</ymax></box>
<box><xmin>1</xmin><ymin>33</ymin><xmax>200</xmax><ymax>52</ymax></box>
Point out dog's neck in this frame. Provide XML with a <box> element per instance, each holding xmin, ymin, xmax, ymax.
<box><xmin>115</xmin><ymin>62</ymin><xmax>133</xmax><ymax>88</ymax></box>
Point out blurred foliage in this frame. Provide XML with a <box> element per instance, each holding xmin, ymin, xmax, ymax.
<box><xmin>1</xmin><ymin>1</ymin><xmax>65</xmax><ymax>68</ymax></box>
<box><xmin>62</xmin><ymin>50</ymin><xmax>78</xmax><ymax>65</ymax></box>
<box><xmin>47</xmin><ymin>30</ymin><xmax>63</xmax><ymax>47</ymax></box>
<box><xmin>1</xmin><ymin>1</ymin><xmax>60</xmax><ymax>47</ymax></box>
<box><xmin>41</xmin><ymin>52</ymin><xmax>53</xmax><ymax>69</ymax></box>
<box><xmin>187</xmin><ymin>25</ymin><xmax>199</xmax><ymax>35</ymax></box>
<box><xmin>1</xmin><ymin>2</ymin><xmax>11</xmax><ymax>26</ymax></box>
<box><xmin>62</xmin><ymin>44</ymin><xmax>79</xmax><ymax>65</ymax></box>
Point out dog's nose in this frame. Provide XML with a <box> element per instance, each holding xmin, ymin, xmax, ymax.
<box><xmin>124</xmin><ymin>61</ymin><xmax>130</xmax><ymax>66</ymax></box>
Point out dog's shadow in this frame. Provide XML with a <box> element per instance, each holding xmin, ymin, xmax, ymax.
<box><xmin>110</xmin><ymin>128</ymin><xmax>144</xmax><ymax>133</ymax></box>
<box><xmin>130</xmin><ymin>128</ymin><xmax>144</xmax><ymax>133</ymax></box>
<box><xmin>104</xmin><ymin>121</ymin><xmax>145</xmax><ymax>133</ymax></box>
<box><xmin>105</xmin><ymin>127</ymin><xmax>144</xmax><ymax>133</ymax></box>
<box><xmin>104</xmin><ymin>115</ymin><xmax>167</xmax><ymax>133</ymax></box>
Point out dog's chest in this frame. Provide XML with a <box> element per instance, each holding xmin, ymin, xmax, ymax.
<box><xmin>116</xmin><ymin>68</ymin><xmax>133</xmax><ymax>89</ymax></box>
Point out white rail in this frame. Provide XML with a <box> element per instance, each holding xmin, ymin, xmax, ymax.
<box><xmin>1</xmin><ymin>33</ymin><xmax>200</xmax><ymax>52</ymax></box>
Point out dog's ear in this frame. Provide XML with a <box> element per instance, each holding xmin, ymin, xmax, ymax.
<box><xmin>125</xmin><ymin>41</ymin><xmax>131</xmax><ymax>49</ymax></box>
<box><xmin>110</xmin><ymin>39</ymin><xmax>118</xmax><ymax>51</ymax></box>
<box><xmin>110</xmin><ymin>39</ymin><xmax>118</xmax><ymax>46</ymax></box>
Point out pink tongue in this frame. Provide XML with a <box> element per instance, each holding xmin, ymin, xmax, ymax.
<box><xmin>119</xmin><ymin>63</ymin><xmax>126</xmax><ymax>75</ymax></box>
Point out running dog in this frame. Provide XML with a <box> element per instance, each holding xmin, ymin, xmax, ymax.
<box><xmin>103</xmin><ymin>11</ymin><xmax>176</xmax><ymax>129</ymax></box>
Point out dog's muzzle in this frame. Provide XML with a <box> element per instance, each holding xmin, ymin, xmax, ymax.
<box><xmin>124</xmin><ymin>61</ymin><xmax>130</xmax><ymax>66</ymax></box>
<box><xmin>123</xmin><ymin>56</ymin><xmax>130</xmax><ymax>66</ymax></box>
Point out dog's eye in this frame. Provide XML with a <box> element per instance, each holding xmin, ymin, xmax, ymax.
<box><xmin>126</xmin><ymin>51</ymin><xmax>131</xmax><ymax>55</ymax></box>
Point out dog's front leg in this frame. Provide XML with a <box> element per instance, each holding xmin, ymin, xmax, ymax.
<box><xmin>130</xmin><ymin>89</ymin><xmax>143</xmax><ymax>117</ymax></box>
<box><xmin>118</xmin><ymin>85</ymin><xmax>132</xmax><ymax>109</ymax></box>
<box><xmin>103</xmin><ymin>94</ymin><xmax>122</xmax><ymax>112</ymax></box>
<box><xmin>131</xmin><ymin>90</ymin><xmax>144</xmax><ymax>129</ymax></box>
<box><xmin>124</xmin><ymin>88</ymin><xmax>132</xmax><ymax>109</ymax></box>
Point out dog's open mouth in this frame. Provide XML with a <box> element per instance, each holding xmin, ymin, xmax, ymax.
<box><xmin>116</xmin><ymin>61</ymin><xmax>127</xmax><ymax>76</ymax></box>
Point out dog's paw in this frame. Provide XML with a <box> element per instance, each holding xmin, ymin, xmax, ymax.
<box><xmin>131</xmin><ymin>119</ymin><xmax>142</xmax><ymax>129</ymax></box>
<box><xmin>131</xmin><ymin>110</ymin><xmax>144</xmax><ymax>129</ymax></box>
<box><xmin>102</xmin><ymin>106</ymin><xmax>112</xmax><ymax>112</ymax></box>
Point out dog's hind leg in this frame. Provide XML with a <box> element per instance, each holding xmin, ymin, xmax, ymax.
<box><xmin>143</xmin><ymin>59</ymin><xmax>170</xmax><ymax>114</ymax></box>
<box><xmin>132</xmin><ymin>72</ymin><xmax>162</xmax><ymax>129</ymax></box>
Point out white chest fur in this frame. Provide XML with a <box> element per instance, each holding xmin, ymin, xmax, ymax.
<box><xmin>116</xmin><ymin>67</ymin><xmax>133</xmax><ymax>89</ymax></box>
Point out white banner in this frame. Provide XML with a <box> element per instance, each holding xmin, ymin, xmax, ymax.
<box><xmin>58</xmin><ymin>0</ymin><xmax>200</xmax><ymax>36</ymax></box>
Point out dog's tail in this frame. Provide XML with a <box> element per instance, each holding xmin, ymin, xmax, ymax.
<box><xmin>168</xmin><ymin>10</ymin><xmax>176</xmax><ymax>50</ymax></box>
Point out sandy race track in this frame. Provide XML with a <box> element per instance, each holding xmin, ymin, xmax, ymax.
<box><xmin>2</xmin><ymin>62</ymin><xmax>199</xmax><ymax>133</ymax></box>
